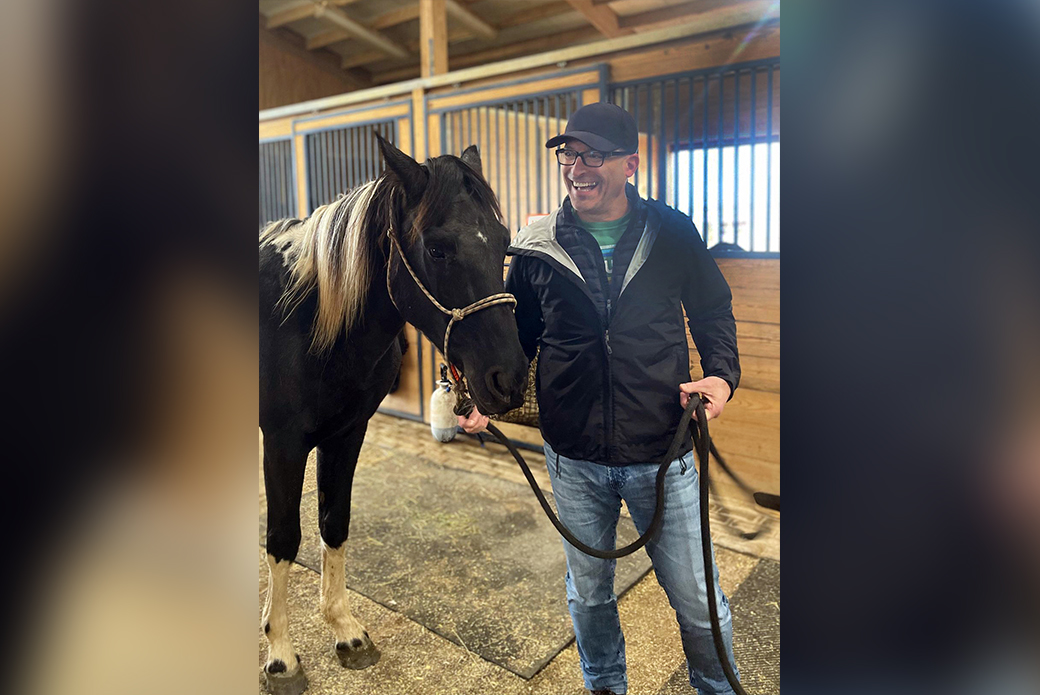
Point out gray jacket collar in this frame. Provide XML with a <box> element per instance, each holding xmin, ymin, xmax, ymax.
<box><xmin>509</xmin><ymin>187</ymin><xmax>660</xmax><ymax>298</ymax></box>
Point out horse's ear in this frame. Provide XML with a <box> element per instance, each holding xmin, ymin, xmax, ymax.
<box><xmin>375</xmin><ymin>132</ymin><xmax>426</xmax><ymax>202</ymax></box>
<box><xmin>460</xmin><ymin>145</ymin><xmax>482</xmax><ymax>175</ymax></box>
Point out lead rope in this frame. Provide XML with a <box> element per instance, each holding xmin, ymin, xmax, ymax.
<box><xmin>385</xmin><ymin>225</ymin><xmax>515</xmax><ymax>361</ymax></box>
<box><xmin>454</xmin><ymin>396</ymin><xmax>749</xmax><ymax>694</ymax></box>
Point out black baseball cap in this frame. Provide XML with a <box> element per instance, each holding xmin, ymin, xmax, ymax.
<box><xmin>545</xmin><ymin>102</ymin><xmax>638</xmax><ymax>153</ymax></box>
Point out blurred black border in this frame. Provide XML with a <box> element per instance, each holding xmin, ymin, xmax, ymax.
<box><xmin>782</xmin><ymin>0</ymin><xmax>1040</xmax><ymax>692</ymax></box>
<box><xmin>1</xmin><ymin>0</ymin><xmax>1038</xmax><ymax>693</ymax></box>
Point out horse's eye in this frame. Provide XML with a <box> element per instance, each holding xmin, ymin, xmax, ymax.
<box><xmin>427</xmin><ymin>246</ymin><xmax>447</xmax><ymax>260</ymax></box>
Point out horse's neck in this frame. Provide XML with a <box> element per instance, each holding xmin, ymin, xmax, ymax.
<box><xmin>357</xmin><ymin>240</ymin><xmax>404</xmax><ymax>347</ymax></box>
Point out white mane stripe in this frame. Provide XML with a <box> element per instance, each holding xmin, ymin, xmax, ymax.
<box><xmin>260</xmin><ymin>181</ymin><xmax>380</xmax><ymax>353</ymax></box>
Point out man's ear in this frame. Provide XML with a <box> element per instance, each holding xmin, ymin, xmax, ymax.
<box><xmin>460</xmin><ymin>145</ymin><xmax>482</xmax><ymax>176</ymax></box>
<box><xmin>624</xmin><ymin>153</ymin><xmax>640</xmax><ymax>179</ymax></box>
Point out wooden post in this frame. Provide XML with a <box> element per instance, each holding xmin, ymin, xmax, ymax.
<box><xmin>294</xmin><ymin>134</ymin><xmax>307</xmax><ymax>218</ymax></box>
<box><xmin>419</xmin><ymin>0</ymin><xmax>448</xmax><ymax>78</ymax></box>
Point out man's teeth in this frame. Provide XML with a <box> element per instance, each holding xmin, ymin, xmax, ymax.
<box><xmin>571</xmin><ymin>181</ymin><xmax>598</xmax><ymax>190</ymax></box>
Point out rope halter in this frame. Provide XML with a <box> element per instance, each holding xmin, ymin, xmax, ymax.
<box><xmin>385</xmin><ymin>225</ymin><xmax>516</xmax><ymax>382</ymax></box>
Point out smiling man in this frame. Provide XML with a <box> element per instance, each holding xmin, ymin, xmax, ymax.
<box><xmin>459</xmin><ymin>102</ymin><xmax>742</xmax><ymax>695</ymax></box>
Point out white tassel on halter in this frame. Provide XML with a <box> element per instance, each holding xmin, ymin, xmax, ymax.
<box><xmin>430</xmin><ymin>364</ymin><xmax>458</xmax><ymax>442</ymax></box>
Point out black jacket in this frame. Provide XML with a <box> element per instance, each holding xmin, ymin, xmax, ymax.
<box><xmin>506</xmin><ymin>184</ymin><xmax>740</xmax><ymax>465</ymax></box>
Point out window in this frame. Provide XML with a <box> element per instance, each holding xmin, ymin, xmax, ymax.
<box><xmin>672</xmin><ymin>141</ymin><xmax>779</xmax><ymax>253</ymax></box>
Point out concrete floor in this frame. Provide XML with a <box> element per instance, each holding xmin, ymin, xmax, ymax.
<box><xmin>260</xmin><ymin>414</ymin><xmax>779</xmax><ymax>695</ymax></box>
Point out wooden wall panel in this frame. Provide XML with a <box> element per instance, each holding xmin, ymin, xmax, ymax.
<box><xmin>259</xmin><ymin>27</ymin><xmax>358</xmax><ymax>111</ymax></box>
<box><xmin>607</xmin><ymin>22</ymin><xmax>780</xmax><ymax>84</ymax></box>
<box><xmin>260</xmin><ymin>118</ymin><xmax>293</xmax><ymax>141</ymax></box>
<box><xmin>379</xmin><ymin>325</ymin><xmax>423</xmax><ymax>417</ymax></box>
<box><xmin>293</xmin><ymin>104</ymin><xmax>411</xmax><ymax>135</ymax></box>
<box><xmin>427</xmin><ymin>70</ymin><xmax>599</xmax><ymax>111</ymax></box>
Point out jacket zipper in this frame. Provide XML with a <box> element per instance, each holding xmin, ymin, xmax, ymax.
<box><xmin>599</xmin><ymin>246</ymin><xmax>615</xmax><ymax>463</ymax></box>
<box><xmin>603</xmin><ymin>327</ymin><xmax>614</xmax><ymax>462</ymax></box>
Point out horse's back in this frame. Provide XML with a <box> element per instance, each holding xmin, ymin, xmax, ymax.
<box><xmin>260</xmin><ymin>238</ymin><xmax>313</xmax><ymax>430</ymax></box>
<box><xmin>259</xmin><ymin>232</ymin><xmax>399</xmax><ymax>441</ymax></box>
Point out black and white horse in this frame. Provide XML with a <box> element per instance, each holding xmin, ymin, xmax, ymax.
<box><xmin>259</xmin><ymin>135</ymin><xmax>527</xmax><ymax>693</ymax></box>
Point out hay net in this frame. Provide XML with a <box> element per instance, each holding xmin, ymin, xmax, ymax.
<box><xmin>490</xmin><ymin>352</ymin><xmax>540</xmax><ymax>428</ymax></box>
<box><xmin>438</xmin><ymin>352</ymin><xmax>540</xmax><ymax>429</ymax></box>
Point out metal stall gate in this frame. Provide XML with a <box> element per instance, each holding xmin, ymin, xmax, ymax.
<box><xmin>259</xmin><ymin>137</ymin><xmax>296</xmax><ymax>227</ymax></box>
<box><xmin>303</xmin><ymin>119</ymin><xmax>398</xmax><ymax>213</ymax></box>
<box><xmin>428</xmin><ymin>66</ymin><xmax>607</xmax><ymax>233</ymax></box>
<box><xmin>435</xmin><ymin>78</ymin><xmax>597</xmax><ymax>234</ymax></box>
<box><xmin>609</xmin><ymin>58</ymin><xmax>780</xmax><ymax>256</ymax></box>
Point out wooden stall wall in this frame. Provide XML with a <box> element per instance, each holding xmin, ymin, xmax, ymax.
<box><xmin>260</xmin><ymin>23</ymin><xmax>365</xmax><ymax>111</ymax></box>
<box><xmin>694</xmin><ymin>260</ymin><xmax>780</xmax><ymax>495</ymax></box>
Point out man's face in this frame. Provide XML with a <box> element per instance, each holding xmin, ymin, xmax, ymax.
<box><xmin>559</xmin><ymin>140</ymin><xmax>639</xmax><ymax>220</ymax></box>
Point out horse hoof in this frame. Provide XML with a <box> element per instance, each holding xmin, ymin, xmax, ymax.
<box><xmin>264</xmin><ymin>661</ymin><xmax>308</xmax><ymax>695</ymax></box>
<box><xmin>335</xmin><ymin>635</ymin><xmax>381</xmax><ymax>670</ymax></box>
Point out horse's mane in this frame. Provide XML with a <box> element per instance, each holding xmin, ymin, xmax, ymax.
<box><xmin>259</xmin><ymin>155</ymin><xmax>501</xmax><ymax>354</ymax></box>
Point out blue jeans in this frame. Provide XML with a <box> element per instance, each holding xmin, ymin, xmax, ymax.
<box><xmin>544</xmin><ymin>442</ymin><xmax>740</xmax><ymax>695</ymax></box>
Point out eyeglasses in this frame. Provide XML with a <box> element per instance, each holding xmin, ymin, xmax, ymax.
<box><xmin>555</xmin><ymin>148</ymin><xmax>632</xmax><ymax>168</ymax></box>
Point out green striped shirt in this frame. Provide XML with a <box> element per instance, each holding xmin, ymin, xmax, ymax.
<box><xmin>575</xmin><ymin>209</ymin><xmax>632</xmax><ymax>278</ymax></box>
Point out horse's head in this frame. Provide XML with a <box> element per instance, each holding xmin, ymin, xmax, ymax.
<box><xmin>375</xmin><ymin>134</ymin><xmax>527</xmax><ymax>416</ymax></box>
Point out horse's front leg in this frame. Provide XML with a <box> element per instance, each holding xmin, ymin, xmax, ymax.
<box><xmin>317</xmin><ymin>425</ymin><xmax>381</xmax><ymax>670</ymax></box>
<box><xmin>262</xmin><ymin>434</ymin><xmax>310</xmax><ymax>694</ymax></box>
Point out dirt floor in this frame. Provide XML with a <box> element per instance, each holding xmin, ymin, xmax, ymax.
<box><xmin>260</xmin><ymin>414</ymin><xmax>780</xmax><ymax>695</ymax></box>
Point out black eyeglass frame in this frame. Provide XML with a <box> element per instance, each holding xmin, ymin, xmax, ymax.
<box><xmin>554</xmin><ymin>148</ymin><xmax>634</xmax><ymax>168</ymax></box>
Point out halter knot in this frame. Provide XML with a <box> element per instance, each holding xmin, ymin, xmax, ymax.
<box><xmin>451</xmin><ymin>308</ymin><xmax>465</xmax><ymax>321</ymax></box>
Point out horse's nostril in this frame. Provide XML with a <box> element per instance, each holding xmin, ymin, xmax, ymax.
<box><xmin>486</xmin><ymin>369</ymin><xmax>511</xmax><ymax>400</ymax></box>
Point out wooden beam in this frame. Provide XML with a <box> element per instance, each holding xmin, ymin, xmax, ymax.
<box><xmin>445</xmin><ymin>0</ymin><xmax>497</xmax><ymax>40</ymax></box>
<box><xmin>308</xmin><ymin>5</ymin><xmax>422</xmax><ymax>50</ymax></box>
<box><xmin>341</xmin><ymin>24</ymin><xmax>475</xmax><ymax>70</ymax></box>
<box><xmin>370</xmin><ymin>4</ymin><xmax>422</xmax><ymax>30</ymax></box>
<box><xmin>563</xmin><ymin>0</ymin><xmax>634</xmax><ymax>38</ymax></box>
<box><xmin>318</xmin><ymin>4</ymin><xmax>410</xmax><ymax>59</ymax></box>
<box><xmin>308</xmin><ymin>29</ymin><xmax>350</xmax><ymax>50</ymax></box>
<box><xmin>373</xmin><ymin>26</ymin><xmax>602</xmax><ymax>85</ymax></box>
<box><xmin>452</xmin><ymin>26</ymin><xmax>600</xmax><ymax>68</ymax></box>
<box><xmin>341</xmin><ymin>50</ymin><xmax>385</xmax><ymax>69</ymax></box>
<box><xmin>497</xmin><ymin>1</ymin><xmax>573</xmax><ymax>30</ymax></box>
<box><xmin>420</xmin><ymin>0</ymin><xmax>449</xmax><ymax>77</ymax></box>
<box><xmin>260</xmin><ymin>1</ymin><xmax>781</xmax><ymax>121</ymax></box>
<box><xmin>619</xmin><ymin>0</ymin><xmax>732</xmax><ymax>30</ymax></box>
<box><xmin>265</xmin><ymin>2</ymin><xmax>317</xmax><ymax>30</ymax></box>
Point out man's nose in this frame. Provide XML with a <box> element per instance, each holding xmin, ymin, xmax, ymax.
<box><xmin>570</xmin><ymin>157</ymin><xmax>590</xmax><ymax>176</ymax></box>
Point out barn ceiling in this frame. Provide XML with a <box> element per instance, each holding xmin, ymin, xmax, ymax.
<box><xmin>260</xmin><ymin>0</ymin><xmax>757</xmax><ymax>89</ymax></box>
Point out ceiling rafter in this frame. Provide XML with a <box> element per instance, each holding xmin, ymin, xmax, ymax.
<box><xmin>619</xmin><ymin>0</ymin><xmax>735</xmax><ymax>30</ymax></box>
<box><xmin>266</xmin><ymin>0</ymin><xmax>770</xmax><ymax>85</ymax></box>
<box><xmin>307</xmin><ymin>4</ymin><xmax>422</xmax><ymax>50</ymax></box>
<box><xmin>265</xmin><ymin>1</ymin><xmax>412</xmax><ymax>60</ymax></box>
<box><xmin>373</xmin><ymin>25</ymin><xmax>602</xmax><ymax>85</ymax></box>
<box><xmin>340</xmin><ymin>23</ymin><xmax>473</xmax><ymax>70</ymax></box>
<box><xmin>318</xmin><ymin>4</ymin><xmax>411</xmax><ymax>59</ymax></box>
<box><xmin>445</xmin><ymin>0</ymin><xmax>497</xmax><ymax>40</ymax></box>
<box><xmin>265</xmin><ymin>2</ymin><xmax>320</xmax><ymax>29</ymax></box>
<box><xmin>496</xmin><ymin>1</ymin><xmax>574</xmax><ymax>30</ymax></box>
<box><xmin>562</xmin><ymin>0</ymin><xmax>634</xmax><ymax>38</ymax></box>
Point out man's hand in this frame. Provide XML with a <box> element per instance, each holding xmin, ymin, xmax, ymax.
<box><xmin>457</xmin><ymin>407</ymin><xmax>490</xmax><ymax>434</ymax></box>
<box><xmin>679</xmin><ymin>376</ymin><xmax>731</xmax><ymax>422</ymax></box>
